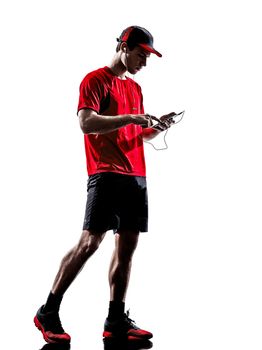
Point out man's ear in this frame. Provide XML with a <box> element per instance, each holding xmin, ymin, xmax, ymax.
<box><xmin>120</xmin><ymin>42</ymin><xmax>128</xmax><ymax>53</ymax></box>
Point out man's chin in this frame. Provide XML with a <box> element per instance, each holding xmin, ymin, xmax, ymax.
<box><xmin>128</xmin><ymin>68</ymin><xmax>140</xmax><ymax>75</ymax></box>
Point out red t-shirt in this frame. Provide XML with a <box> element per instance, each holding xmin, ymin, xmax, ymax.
<box><xmin>78</xmin><ymin>66</ymin><xmax>146</xmax><ymax>176</ymax></box>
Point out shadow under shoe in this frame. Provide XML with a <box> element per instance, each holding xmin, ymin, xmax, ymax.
<box><xmin>39</xmin><ymin>343</ymin><xmax>71</xmax><ymax>350</ymax></box>
<box><xmin>103</xmin><ymin>337</ymin><xmax>153</xmax><ymax>350</ymax></box>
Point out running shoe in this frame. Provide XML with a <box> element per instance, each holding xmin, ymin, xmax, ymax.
<box><xmin>103</xmin><ymin>310</ymin><xmax>153</xmax><ymax>340</ymax></box>
<box><xmin>34</xmin><ymin>305</ymin><xmax>71</xmax><ymax>344</ymax></box>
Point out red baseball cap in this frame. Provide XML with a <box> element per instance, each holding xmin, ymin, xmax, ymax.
<box><xmin>117</xmin><ymin>26</ymin><xmax>162</xmax><ymax>57</ymax></box>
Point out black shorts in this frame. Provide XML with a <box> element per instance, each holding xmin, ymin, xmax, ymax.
<box><xmin>82</xmin><ymin>172</ymin><xmax>148</xmax><ymax>233</ymax></box>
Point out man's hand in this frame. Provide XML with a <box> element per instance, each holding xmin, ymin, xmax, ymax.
<box><xmin>130</xmin><ymin>114</ymin><xmax>154</xmax><ymax>128</ymax></box>
<box><xmin>142</xmin><ymin>111</ymin><xmax>184</xmax><ymax>141</ymax></box>
<box><xmin>153</xmin><ymin>112</ymin><xmax>176</xmax><ymax>131</ymax></box>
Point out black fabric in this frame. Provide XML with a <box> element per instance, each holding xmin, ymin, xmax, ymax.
<box><xmin>99</xmin><ymin>92</ymin><xmax>110</xmax><ymax>114</ymax></box>
<box><xmin>108</xmin><ymin>301</ymin><xmax>125</xmax><ymax>321</ymax></box>
<box><xmin>43</xmin><ymin>292</ymin><xmax>63</xmax><ymax>313</ymax></box>
<box><xmin>82</xmin><ymin>172</ymin><xmax>148</xmax><ymax>233</ymax></box>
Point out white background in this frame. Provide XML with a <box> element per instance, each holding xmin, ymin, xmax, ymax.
<box><xmin>0</xmin><ymin>0</ymin><xmax>262</xmax><ymax>349</ymax></box>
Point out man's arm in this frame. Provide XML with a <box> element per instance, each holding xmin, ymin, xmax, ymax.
<box><xmin>78</xmin><ymin>109</ymin><xmax>152</xmax><ymax>134</ymax></box>
<box><xmin>142</xmin><ymin>112</ymin><xmax>176</xmax><ymax>141</ymax></box>
<box><xmin>142</xmin><ymin>128</ymin><xmax>161</xmax><ymax>141</ymax></box>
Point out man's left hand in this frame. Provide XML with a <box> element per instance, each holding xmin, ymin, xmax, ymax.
<box><xmin>153</xmin><ymin>112</ymin><xmax>176</xmax><ymax>131</ymax></box>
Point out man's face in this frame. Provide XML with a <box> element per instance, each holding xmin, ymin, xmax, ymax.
<box><xmin>123</xmin><ymin>46</ymin><xmax>151</xmax><ymax>74</ymax></box>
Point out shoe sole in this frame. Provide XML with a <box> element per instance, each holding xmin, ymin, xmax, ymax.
<box><xmin>34</xmin><ymin>316</ymin><xmax>71</xmax><ymax>344</ymax></box>
<box><xmin>103</xmin><ymin>331</ymin><xmax>152</xmax><ymax>340</ymax></box>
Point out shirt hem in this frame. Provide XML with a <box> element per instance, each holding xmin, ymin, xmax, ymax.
<box><xmin>87</xmin><ymin>169</ymin><xmax>146</xmax><ymax>177</ymax></box>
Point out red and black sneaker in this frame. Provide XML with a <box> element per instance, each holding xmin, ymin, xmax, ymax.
<box><xmin>34</xmin><ymin>305</ymin><xmax>71</xmax><ymax>344</ymax></box>
<box><xmin>103</xmin><ymin>310</ymin><xmax>153</xmax><ymax>340</ymax></box>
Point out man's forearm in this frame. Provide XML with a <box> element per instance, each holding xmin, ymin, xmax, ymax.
<box><xmin>81</xmin><ymin>114</ymin><xmax>133</xmax><ymax>134</ymax></box>
<box><xmin>142</xmin><ymin>127</ymin><xmax>161</xmax><ymax>141</ymax></box>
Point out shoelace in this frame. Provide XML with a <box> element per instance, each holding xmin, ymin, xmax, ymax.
<box><xmin>124</xmin><ymin>310</ymin><xmax>139</xmax><ymax>330</ymax></box>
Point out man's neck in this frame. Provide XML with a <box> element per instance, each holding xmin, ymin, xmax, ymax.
<box><xmin>108</xmin><ymin>54</ymin><xmax>127</xmax><ymax>79</ymax></box>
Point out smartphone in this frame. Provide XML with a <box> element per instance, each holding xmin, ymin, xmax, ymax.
<box><xmin>152</xmin><ymin>111</ymin><xmax>185</xmax><ymax>130</ymax></box>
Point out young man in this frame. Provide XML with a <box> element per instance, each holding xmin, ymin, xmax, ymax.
<box><xmin>34</xmin><ymin>25</ymin><xmax>175</xmax><ymax>344</ymax></box>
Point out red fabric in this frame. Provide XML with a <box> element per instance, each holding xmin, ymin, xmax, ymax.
<box><xmin>78</xmin><ymin>66</ymin><xmax>146</xmax><ymax>176</ymax></box>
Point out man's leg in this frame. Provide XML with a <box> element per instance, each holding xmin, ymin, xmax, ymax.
<box><xmin>51</xmin><ymin>229</ymin><xmax>106</xmax><ymax>296</ymax></box>
<box><xmin>109</xmin><ymin>230</ymin><xmax>139</xmax><ymax>303</ymax></box>
<box><xmin>103</xmin><ymin>230</ymin><xmax>153</xmax><ymax>339</ymax></box>
<box><xmin>34</xmin><ymin>229</ymin><xmax>106</xmax><ymax>343</ymax></box>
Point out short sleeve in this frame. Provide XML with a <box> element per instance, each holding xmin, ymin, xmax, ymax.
<box><xmin>77</xmin><ymin>74</ymin><xmax>106</xmax><ymax>114</ymax></box>
<box><xmin>131</xmin><ymin>80</ymin><xmax>144</xmax><ymax>114</ymax></box>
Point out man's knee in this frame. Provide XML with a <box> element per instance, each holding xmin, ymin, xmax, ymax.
<box><xmin>78</xmin><ymin>230</ymin><xmax>105</xmax><ymax>256</ymax></box>
<box><xmin>115</xmin><ymin>230</ymin><xmax>140</xmax><ymax>261</ymax></box>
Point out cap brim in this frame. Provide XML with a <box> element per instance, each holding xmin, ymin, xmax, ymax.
<box><xmin>138</xmin><ymin>43</ymin><xmax>162</xmax><ymax>57</ymax></box>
